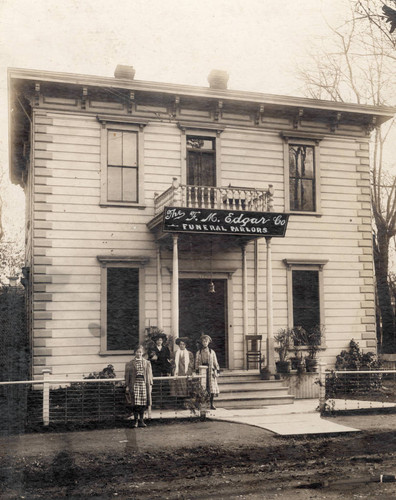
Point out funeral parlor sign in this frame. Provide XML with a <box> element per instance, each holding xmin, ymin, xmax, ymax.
<box><xmin>163</xmin><ymin>207</ymin><xmax>289</xmax><ymax>237</ymax></box>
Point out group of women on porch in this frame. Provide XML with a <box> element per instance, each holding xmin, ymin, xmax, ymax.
<box><xmin>124</xmin><ymin>334</ymin><xmax>220</xmax><ymax>427</ymax></box>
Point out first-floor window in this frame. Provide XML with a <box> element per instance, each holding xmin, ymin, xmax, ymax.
<box><xmin>106</xmin><ymin>267</ymin><xmax>140</xmax><ymax>351</ymax></box>
<box><xmin>292</xmin><ymin>270</ymin><xmax>320</xmax><ymax>344</ymax></box>
<box><xmin>284</xmin><ymin>259</ymin><xmax>327</xmax><ymax>346</ymax></box>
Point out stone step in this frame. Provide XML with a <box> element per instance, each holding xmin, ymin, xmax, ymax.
<box><xmin>216</xmin><ymin>395</ymin><xmax>295</xmax><ymax>409</ymax></box>
<box><xmin>219</xmin><ymin>382</ymin><xmax>287</xmax><ymax>392</ymax></box>
<box><xmin>215</xmin><ymin>369</ymin><xmax>294</xmax><ymax>409</ymax></box>
<box><xmin>218</xmin><ymin>389</ymin><xmax>291</xmax><ymax>400</ymax></box>
<box><xmin>219</xmin><ymin>375</ymin><xmax>283</xmax><ymax>384</ymax></box>
<box><xmin>220</xmin><ymin>373</ymin><xmax>264</xmax><ymax>381</ymax></box>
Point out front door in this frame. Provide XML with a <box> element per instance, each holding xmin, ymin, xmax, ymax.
<box><xmin>179</xmin><ymin>278</ymin><xmax>227</xmax><ymax>368</ymax></box>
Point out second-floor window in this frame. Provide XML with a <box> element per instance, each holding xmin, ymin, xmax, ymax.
<box><xmin>107</xmin><ymin>130</ymin><xmax>138</xmax><ymax>203</ymax></box>
<box><xmin>289</xmin><ymin>144</ymin><xmax>315</xmax><ymax>212</ymax></box>
<box><xmin>187</xmin><ymin>136</ymin><xmax>216</xmax><ymax>187</ymax></box>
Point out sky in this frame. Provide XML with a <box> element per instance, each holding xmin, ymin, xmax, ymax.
<box><xmin>0</xmin><ymin>0</ymin><xmax>388</xmax><ymax>245</ymax></box>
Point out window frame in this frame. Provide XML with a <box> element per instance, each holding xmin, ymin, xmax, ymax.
<box><xmin>99</xmin><ymin>118</ymin><xmax>147</xmax><ymax>208</ymax></box>
<box><xmin>97</xmin><ymin>256</ymin><xmax>148</xmax><ymax>355</ymax></box>
<box><xmin>282</xmin><ymin>132</ymin><xmax>323</xmax><ymax>216</ymax></box>
<box><xmin>283</xmin><ymin>258</ymin><xmax>328</xmax><ymax>348</ymax></box>
<box><xmin>178</xmin><ymin>122</ymin><xmax>224</xmax><ymax>187</ymax></box>
<box><xmin>186</xmin><ymin>135</ymin><xmax>216</xmax><ymax>187</ymax></box>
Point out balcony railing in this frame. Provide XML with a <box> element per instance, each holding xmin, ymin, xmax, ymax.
<box><xmin>154</xmin><ymin>178</ymin><xmax>274</xmax><ymax>215</ymax></box>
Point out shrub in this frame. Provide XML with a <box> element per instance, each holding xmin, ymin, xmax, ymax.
<box><xmin>326</xmin><ymin>340</ymin><xmax>382</xmax><ymax>398</ymax></box>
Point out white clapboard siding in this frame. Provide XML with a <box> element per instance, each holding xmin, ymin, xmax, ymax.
<box><xmin>31</xmin><ymin>109</ymin><xmax>374</xmax><ymax>375</ymax></box>
<box><xmin>43</xmin><ymin>302</ymin><xmax>101</xmax><ymax>311</ymax></box>
<box><xmin>35</xmin><ymin>159</ymin><xmax>100</xmax><ymax>171</ymax></box>
<box><xmin>46</xmin><ymin>337</ymin><xmax>100</xmax><ymax>348</ymax></box>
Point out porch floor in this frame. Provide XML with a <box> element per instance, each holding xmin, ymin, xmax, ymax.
<box><xmin>150</xmin><ymin>399</ymin><xmax>360</xmax><ymax>436</ymax></box>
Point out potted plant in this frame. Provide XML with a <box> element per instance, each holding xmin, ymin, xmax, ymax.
<box><xmin>259</xmin><ymin>355</ymin><xmax>272</xmax><ymax>380</ymax></box>
<box><xmin>274</xmin><ymin>328</ymin><xmax>292</xmax><ymax>374</ymax></box>
<box><xmin>295</xmin><ymin>325</ymin><xmax>322</xmax><ymax>373</ymax></box>
<box><xmin>289</xmin><ymin>329</ymin><xmax>306</xmax><ymax>371</ymax></box>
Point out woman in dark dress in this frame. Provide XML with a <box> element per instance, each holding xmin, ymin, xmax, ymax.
<box><xmin>147</xmin><ymin>333</ymin><xmax>172</xmax><ymax>377</ymax></box>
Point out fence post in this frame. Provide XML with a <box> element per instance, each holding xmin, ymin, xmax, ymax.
<box><xmin>42</xmin><ymin>368</ymin><xmax>52</xmax><ymax>426</ymax></box>
<box><xmin>318</xmin><ymin>361</ymin><xmax>326</xmax><ymax>413</ymax></box>
<box><xmin>199</xmin><ymin>365</ymin><xmax>207</xmax><ymax>389</ymax></box>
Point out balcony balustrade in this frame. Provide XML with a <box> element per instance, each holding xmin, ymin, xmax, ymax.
<box><xmin>154</xmin><ymin>178</ymin><xmax>274</xmax><ymax>215</ymax></box>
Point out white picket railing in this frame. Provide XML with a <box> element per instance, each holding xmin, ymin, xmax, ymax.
<box><xmin>154</xmin><ymin>178</ymin><xmax>274</xmax><ymax>215</ymax></box>
<box><xmin>0</xmin><ymin>366</ymin><xmax>208</xmax><ymax>427</ymax></box>
<box><xmin>318</xmin><ymin>365</ymin><xmax>396</xmax><ymax>413</ymax></box>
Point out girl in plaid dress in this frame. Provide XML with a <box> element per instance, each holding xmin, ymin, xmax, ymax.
<box><xmin>125</xmin><ymin>346</ymin><xmax>153</xmax><ymax>428</ymax></box>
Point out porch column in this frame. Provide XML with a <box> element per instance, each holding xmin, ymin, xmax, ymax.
<box><xmin>242</xmin><ymin>242</ymin><xmax>248</xmax><ymax>369</ymax></box>
<box><xmin>156</xmin><ymin>243</ymin><xmax>163</xmax><ymax>330</ymax></box>
<box><xmin>171</xmin><ymin>234</ymin><xmax>179</xmax><ymax>339</ymax></box>
<box><xmin>254</xmin><ymin>239</ymin><xmax>259</xmax><ymax>333</ymax></box>
<box><xmin>266</xmin><ymin>237</ymin><xmax>276</xmax><ymax>374</ymax></box>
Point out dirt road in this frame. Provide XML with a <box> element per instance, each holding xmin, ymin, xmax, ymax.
<box><xmin>2</xmin><ymin>417</ymin><xmax>396</xmax><ymax>499</ymax></box>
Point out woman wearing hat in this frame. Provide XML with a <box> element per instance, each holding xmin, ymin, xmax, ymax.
<box><xmin>195</xmin><ymin>334</ymin><xmax>220</xmax><ymax>409</ymax></box>
<box><xmin>147</xmin><ymin>333</ymin><xmax>172</xmax><ymax>377</ymax></box>
<box><xmin>172</xmin><ymin>337</ymin><xmax>194</xmax><ymax>397</ymax></box>
<box><xmin>125</xmin><ymin>345</ymin><xmax>153</xmax><ymax>428</ymax></box>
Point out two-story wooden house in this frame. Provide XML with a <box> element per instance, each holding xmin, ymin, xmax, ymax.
<box><xmin>8</xmin><ymin>65</ymin><xmax>395</xmax><ymax>379</ymax></box>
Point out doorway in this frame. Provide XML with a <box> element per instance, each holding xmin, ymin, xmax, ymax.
<box><xmin>179</xmin><ymin>278</ymin><xmax>228</xmax><ymax>368</ymax></box>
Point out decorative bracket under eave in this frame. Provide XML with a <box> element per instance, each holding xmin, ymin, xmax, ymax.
<box><xmin>34</xmin><ymin>83</ymin><xmax>41</xmax><ymax>107</ymax></box>
<box><xmin>127</xmin><ymin>91</ymin><xmax>135</xmax><ymax>114</ymax></box>
<box><xmin>365</xmin><ymin>116</ymin><xmax>377</xmax><ymax>136</ymax></box>
<box><xmin>172</xmin><ymin>96</ymin><xmax>180</xmax><ymax>117</ymax></box>
<box><xmin>214</xmin><ymin>100</ymin><xmax>223</xmax><ymax>121</ymax></box>
<box><xmin>293</xmin><ymin>108</ymin><xmax>304</xmax><ymax>129</ymax></box>
<box><xmin>330</xmin><ymin>112</ymin><xmax>342</xmax><ymax>133</ymax></box>
<box><xmin>81</xmin><ymin>87</ymin><xmax>88</xmax><ymax>110</ymax></box>
<box><xmin>255</xmin><ymin>105</ymin><xmax>265</xmax><ymax>125</ymax></box>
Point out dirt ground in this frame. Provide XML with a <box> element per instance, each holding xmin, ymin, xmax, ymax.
<box><xmin>2</xmin><ymin>414</ymin><xmax>396</xmax><ymax>499</ymax></box>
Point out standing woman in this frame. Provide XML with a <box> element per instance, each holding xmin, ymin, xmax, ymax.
<box><xmin>125</xmin><ymin>345</ymin><xmax>153</xmax><ymax>428</ymax></box>
<box><xmin>172</xmin><ymin>337</ymin><xmax>194</xmax><ymax>397</ymax></box>
<box><xmin>195</xmin><ymin>334</ymin><xmax>220</xmax><ymax>409</ymax></box>
<box><xmin>147</xmin><ymin>333</ymin><xmax>172</xmax><ymax>377</ymax></box>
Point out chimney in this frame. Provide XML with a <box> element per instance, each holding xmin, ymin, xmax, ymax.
<box><xmin>207</xmin><ymin>69</ymin><xmax>229</xmax><ymax>90</ymax></box>
<box><xmin>114</xmin><ymin>65</ymin><xmax>136</xmax><ymax>80</ymax></box>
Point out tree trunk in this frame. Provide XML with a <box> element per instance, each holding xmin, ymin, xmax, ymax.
<box><xmin>373</xmin><ymin>227</ymin><xmax>396</xmax><ymax>352</ymax></box>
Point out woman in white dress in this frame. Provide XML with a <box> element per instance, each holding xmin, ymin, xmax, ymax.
<box><xmin>172</xmin><ymin>337</ymin><xmax>194</xmax><ymax>397</ymax></box>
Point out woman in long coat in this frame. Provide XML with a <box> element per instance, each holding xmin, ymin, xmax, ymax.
<box><xmin>147</xmin><ymin>333</ymin><xmax>172</xmax><ymax>377</ymax></box>
<box><xmin>195</xmin><ymin>334</ymin><xmax>220</xmax><ymax>409</ymax></box>
<box><xmin>125</xmin><ymin>345</ymin><xmax>153</xmax><ymax>427</ymax></box>
<box><xmin>172</xmin><ymin>337</ymin><xmax>194</xmax><ymax>397</ymax></box>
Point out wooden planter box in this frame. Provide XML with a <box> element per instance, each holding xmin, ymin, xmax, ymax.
<box><xmin>286</xmin><ymin>372</ymin><xmax>320</xmax><ymax>399</ymax></box>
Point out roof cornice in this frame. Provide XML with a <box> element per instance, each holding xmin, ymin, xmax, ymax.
<box><xmin>8</xmin><ymin>67</ymin><xmax>396</xmax><ymax>120</ymax></box>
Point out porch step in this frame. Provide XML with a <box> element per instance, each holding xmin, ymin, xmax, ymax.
<box><xmin>218</xmin><ymin>389</ymin><xmax>291</xmax><ymax>400</ymax></box>
<box><xmin>216</xmin><ymin>395</ymin><xmax>295</xmax><ymax>409</ymax></box>
<box><xmin>216</xmin><ymin>370</ymin><xmax>295</xmax><ymax>409</ymax></box>
<box><xmin>219</xmin><ymin>370</ymin><xmax>268</xmax><ymax>384</ymax></box>
<box><xmin>219</xmin><ymin>383</ymin><xmax>288</xmax><ymax>393</ymax></box>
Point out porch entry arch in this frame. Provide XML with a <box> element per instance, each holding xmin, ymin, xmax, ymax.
<box><xmin>178</xmin><ymin>271</ymin><xmax>234</xmax><ymax>369</ymax></box>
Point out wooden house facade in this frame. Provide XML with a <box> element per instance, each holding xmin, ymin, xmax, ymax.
<box><xmin>8</xmin><ymin>66</ymin><xmax>395</xmax><ymax>379</ymax></box>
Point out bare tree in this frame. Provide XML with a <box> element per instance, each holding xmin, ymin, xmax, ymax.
<box><xmin>356</xmin><ymin>0</ymin><xmax>396</xmax><ymax>46</ymax></box>
<box><xmin>299</xmin><ymin>6</ymin><xmax>396</xmax><ymax>351</ymax></box>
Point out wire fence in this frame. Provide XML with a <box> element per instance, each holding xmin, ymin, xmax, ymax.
<box><xmin>0</xmin><ymin>370</ymin><xmax>207</xmax><ymax>435</ymax></box>
<box><xmin>320</xmin><ymin>368</ymin><xmax>396</xmax><ymax>414</ymax></box>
